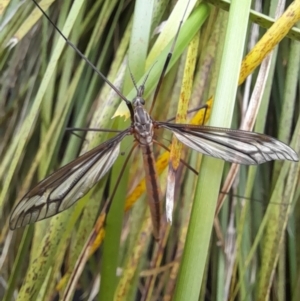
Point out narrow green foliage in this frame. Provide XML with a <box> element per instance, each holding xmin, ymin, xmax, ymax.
<box><xmin>1</xmin><ymin>1</ymin><xmax>299</xmax><ymax>301</ymax></box>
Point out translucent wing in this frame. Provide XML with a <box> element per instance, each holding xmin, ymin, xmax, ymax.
<box><xmin>10</xmin><ymin>129</ymin><xmax>130</xmax><ymax>230</ymax></box>
<box><xmin>157</xmin><ymin>122</ymin><xmax>299</xmax><ymax>164</ymax></box>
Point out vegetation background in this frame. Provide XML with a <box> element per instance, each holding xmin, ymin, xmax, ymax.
<box><xmin>0</xmin><ymin>0</ymin><xmax>299</xmax><ymax>300</ymax></box>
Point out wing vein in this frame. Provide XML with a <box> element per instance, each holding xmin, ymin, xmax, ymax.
<box><xmin>156</xmin><ymin>122</ymin><xmax>298</xmax><ymax>164</ymax></box>
<box><xmin>9</xmin><ymin>129</ymin><xmax>130</xmax><ymax>229</ymax></box>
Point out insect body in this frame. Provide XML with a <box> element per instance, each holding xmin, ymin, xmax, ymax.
<box><xmin>132</xmin><ymin>87</ymin><xmax>162</xmax><ymax>239</ymax></box>
<box><xmin>9</xmin><ymin>76</ymin><xmax>299</xmax><ymax>238</ymax></box>
<box><xmin>9</xmin><ymin>1</ymin><xmax>299</xmax><ymax>240</ymax></box>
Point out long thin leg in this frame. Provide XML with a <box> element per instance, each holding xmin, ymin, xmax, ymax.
<box><xmin>106</xmin><ymin>143</ymin><xmax>138</xmax><ymax>214</ymax></box>
<box><xmin>65</xmin><ymin>127</ymin><xmax>124</xmax><ymax>133</ymax></box>
<box><xmin>153</xmin><ymin>139</ymin><xmax>198</xmax><ymax>175</ymax></box>
<box><xmin>62</xmin><ymin>144</ymin><xmax>137</xmax><ymax>300</ymax></box>
<box><xmin>31</xmin><ymin>0</ymin><xmax>135</xmax><ymax>119</ymax></box>
<box><xmin>165</xmin><ymin>104</ymin><xmax>208</xmax><ymax>123</ymax></box>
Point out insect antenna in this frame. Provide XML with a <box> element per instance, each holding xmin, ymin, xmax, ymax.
<box><xmin>127</xmin><ymin>65</ymin><xmax>139</xmax><ymax>92</ymax></box>
<box><xmin>128</xmin><ymin>62</ymin><xmax>158</xmax><ymax>99</ymax></box>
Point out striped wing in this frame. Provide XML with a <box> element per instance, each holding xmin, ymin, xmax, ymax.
<box><xmin>10</xmin><ymin>130</ymin><xmax>130</xmax><ymax>230</ymax></box>
<box><xmin>157</xmin><ymin>122</ymin><xmax>299</xmax><ymax>164</ymax></box>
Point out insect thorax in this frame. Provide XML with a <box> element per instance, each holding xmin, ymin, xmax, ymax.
<box><xmin>133</xmin><ymin>103</ymin><xmax>154</xmax><ymax>145</ymax></box>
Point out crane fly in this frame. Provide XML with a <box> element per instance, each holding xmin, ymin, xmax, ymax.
<box><xmin>9</xmin><ymin>1</ymin><xmax>299</xmax><ymax>240</ymax></box>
